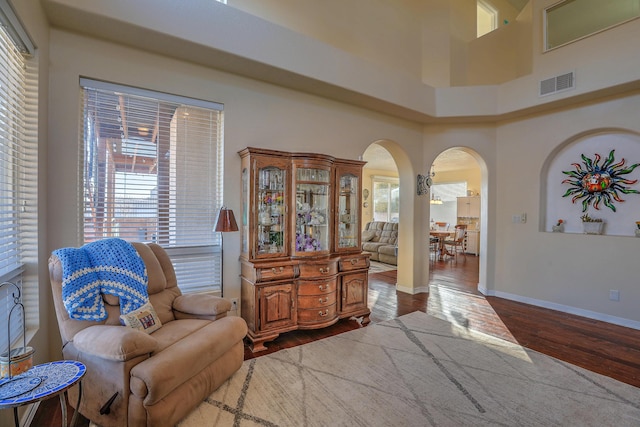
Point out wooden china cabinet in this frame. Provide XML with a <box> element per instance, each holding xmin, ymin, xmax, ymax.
<box><xmin>238</xmin><ymin>147</ymin><xmax>370</xmax><ymax>352</ymax></box>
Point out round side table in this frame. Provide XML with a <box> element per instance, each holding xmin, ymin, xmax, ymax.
<box><xmin>0</xmin><ymin>360</ymin><xmax>86</xmax><ymax>427</ymax></box>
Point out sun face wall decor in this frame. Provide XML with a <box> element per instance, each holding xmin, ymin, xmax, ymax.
<box><xmin>561</xmin><ymin>149</ymin><xmax>640</xmax><ymax>212</ymax></box>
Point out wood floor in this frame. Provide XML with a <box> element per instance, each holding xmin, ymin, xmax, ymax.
<box><xmin>32</xmin><ymin>254</ymin><xmax>640</xmax><ymax>426</ymax></box>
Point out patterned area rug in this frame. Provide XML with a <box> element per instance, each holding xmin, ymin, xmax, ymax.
<box><xmin>368</xmin><ymin>260</ymin><xmax>397</xmax><ymax>274</ymax></box>
<box><xmin>179</xmin><ymin>311</ymin><xmax>640</xmax><ymax>426</ymax></box>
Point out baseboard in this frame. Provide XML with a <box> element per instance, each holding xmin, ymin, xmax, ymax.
<box><xmin>484</xmin><ymin>289</ymin><xmax>640</xmax><ymax>331</ymax></box>
<box><xmin>477</xmin><ymin>283</ymin><xmax>487</xmax><ymax>294</ymax></box>
<box><xmin>397</xmin><ymin>284</ymin><xmax>429</xmax><ymax>294</ymax></box>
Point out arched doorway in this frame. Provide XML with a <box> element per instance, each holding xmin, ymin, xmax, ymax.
<box><xmin>361</xmin><ymin>140</ymin><xmax>423</xmax><ymax>294</ymax></box>
<box><xmin>428</xmin><ymin>147</ymin><xmax>484</xmax><ymax>293</ymax></box>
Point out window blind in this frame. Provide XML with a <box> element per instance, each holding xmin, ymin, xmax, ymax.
<box><xmin>0</xmin><ymin>1</ymin><xmax>38</xmax><ymax>354</ymax></box>
<box><xmin>80</xmin><ymin>80</ymin><xmax>224</xmax><ymax>294</ymax></box>
<box><xmin>372</xmin><ymin>176</ymin><xmax>399</xmax><ymax>222</ymax></box>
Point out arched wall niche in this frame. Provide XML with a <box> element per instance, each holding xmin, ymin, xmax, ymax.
<box><xmin>541</xmin><ymin>128</ymin><xmax>640</xmax><ymax>236</ymax></box>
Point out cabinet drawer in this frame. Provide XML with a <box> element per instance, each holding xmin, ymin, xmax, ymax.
<box><xmin>338</xmin><ymin>255</ymin><xmax>370</xmax><ymax>272</ymax></box>
<box><xmin>297</xmin><ymin>279</ymin><xmax>336</xmax><ymax>296</ymax></box>
<box><xmin>298</xmin><ymin>291</ymin><xmax>336</xmax><ymax>309</ymax></box>
<box><xmin>255</xmin><ymin>264</ymin><xmax>297</xmax><ymax>282</ymax></box>
<box><xmin>299</xmin><ymin>262</ymin><xmax>337</xmax><ymax>278</ymax></box>
<box><xmin>297</xmin><ymin>303</ymin><xmax>336</xmax><ymax>323</ymax></box>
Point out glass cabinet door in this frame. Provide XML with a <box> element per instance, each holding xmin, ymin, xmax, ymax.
<box><xmin>256</xmin><ymin>165</ymin><xmax>287</xmax><ymax>257</ymax></box>
<box><xmin>337</xmin><ymin>170</ymin><xmax>360</xmax><ymax>250</ymax></box>
<box><xmin>294</xmin><ymin>166</ymin><xmax>331</xmax><ymax>255</ymax></box>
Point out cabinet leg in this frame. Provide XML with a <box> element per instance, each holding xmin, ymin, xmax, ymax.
<box><xmin>249</xmin><ymin>340</ymin><xmax>269</xmax><ymax>353</ymax></box>
<box><xmin>246</xmin><ymin>332</ymin><xmax>280</xmax><ymax>353</ymax></box>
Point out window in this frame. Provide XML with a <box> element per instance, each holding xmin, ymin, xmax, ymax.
<box><xmin>0</xmin><ymin>0</ymin><xmax>37</xmax><ymax>353</ymax></box>
<box><xmin>372</xmin><ymin>176</ymin><xmax>399</xmax><ymax>222</ymax></box>
<box><xmin>430</xmin><ymin>182</ymin><xmax>467</xmax><ymax>227</ymax></box>
<box><xmin>80</xmin><ymin>79</ymin><xmax>224</xmax><ymax>294</ymax></box>
<box><xmin>477</xmin><ymin>1</ymin><xmax>498</xmax><ymax>38</ymax></box>
<box><xmin>545</xmin><ymin>0</ymin><xmax>640</xmax><ymax>50</ymax></box>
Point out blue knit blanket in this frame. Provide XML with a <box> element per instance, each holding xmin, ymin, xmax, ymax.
<box><xmin>53</xmin><ymin>238</ymin><xmax>149</xmax><ymax>321</ymax></box>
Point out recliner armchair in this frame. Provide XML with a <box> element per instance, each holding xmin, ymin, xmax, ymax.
<box><xmin>48</xmin><ymin>241</ymin><xmax>248</xmax><ymax>427</ymax></box>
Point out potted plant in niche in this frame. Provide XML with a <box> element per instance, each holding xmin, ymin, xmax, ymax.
<box><xmin>581</xmin><ymin>213</ymin><xmax>604</xmax><ymax>235</ymax></box>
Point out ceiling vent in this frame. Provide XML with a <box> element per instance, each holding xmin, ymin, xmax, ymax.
<box><xmin>539</xmin><ymin>71</ymin><xmax>575</xmax><ymax>97</ymax></box>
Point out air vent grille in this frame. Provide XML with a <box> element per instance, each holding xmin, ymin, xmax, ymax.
<box><xmin>539</xmin><ymin>72</ymin><xmax>575</xmax><ymax>96</ymax></box>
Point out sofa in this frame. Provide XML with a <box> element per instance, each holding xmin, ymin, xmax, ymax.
<box><xmin>361</xmin><ymin>221</ymin><xmax>398</xmax><ymax>265</ymax></box>
<box><xmin>49</xmin><ymin>241</ymin><xmax>248</xmax><ymax>427</ymax></box>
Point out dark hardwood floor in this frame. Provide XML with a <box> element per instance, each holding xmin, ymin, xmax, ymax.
<box><xmin>32</xmin><ymin>254</ymin><xmax>640</xmax><ymax>426</ymax></box>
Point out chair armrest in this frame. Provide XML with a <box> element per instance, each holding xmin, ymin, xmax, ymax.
<box><xmin>72</xmin><ymin>325</ymin><xmax>157</xmax><ymax>362</ymax></box>
<box><xmin>173</xmin><ymin>294</ymin><xmax>232</xmax><ymax>321</ymax></box>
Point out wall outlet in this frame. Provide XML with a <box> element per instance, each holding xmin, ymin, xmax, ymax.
<box><xmin>609</xmin><ymin>290</ymin><xmax>620</xmax><ymax>301</ymax></box>
<box><xmin>230</xmin><ymin>298</ymin><xmax>238</xmax><ymax>311</ymax></box>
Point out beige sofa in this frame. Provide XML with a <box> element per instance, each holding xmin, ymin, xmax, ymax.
<box><xmin>361</xmin><ymin>221</ymin><xmax>398</xmax><ymax>265</ymax></box>
<box><xmin>49</xmin><ymin>242</ymin><xmax>248</xmax><ymax>427</ymax></box>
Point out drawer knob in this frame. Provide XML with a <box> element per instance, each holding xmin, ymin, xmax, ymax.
<box><xmin>319</xmin><ymin>267</ymin><xmax>328</xmax><ymax>274</ymax></box>
<box><xmin>350</xmin><ymin>258</ymin><xmax>358</xmax><ymax>265</ymax></box>
<box><xmin>319</xmin><ymin>309</ymin><xmax>329</xmax><ymax>317</ymax></box>
<box><xmin>319</xmin><ymin>297</ymin><xmax>329</xmax><ymax>304</ymax></box>
<box><xmin>271</xmin><ymin>266</ymin><xmax>284</xmax><ymax>274</ymax></box>
<box><xmin>318</xmin><ymin>284</ymin><xmax>326</xmax><ymax>291</ymax></box>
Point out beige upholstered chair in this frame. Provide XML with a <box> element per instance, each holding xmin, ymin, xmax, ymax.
<box><xmin>49</xmin><ymin>241</ymin><xmax>248</xmax><ymax>427</ymax></box>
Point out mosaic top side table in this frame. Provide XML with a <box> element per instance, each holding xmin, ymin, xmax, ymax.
<box><xmin>0</xmin><ymin>360</ymin><xmax>86</xmax><ymax>427</ymax></box>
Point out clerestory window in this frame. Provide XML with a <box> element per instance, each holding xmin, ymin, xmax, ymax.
<box><xmin>477</xmin><ymin>1</ymin><xmax>498</xmax><ymax>38</ymax></box>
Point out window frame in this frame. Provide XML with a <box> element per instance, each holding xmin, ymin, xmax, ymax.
<box><xmin>544</xmin><ymin>0</ymin><xmax>640</xmax><ymax>51</ymax></box>
<box><xmin>79</xmin><ymin>79</ymin><xmax>225</xmax><ymax>294</ymax></box>
<box><xmin>0</xmin><ymin>0</ymin><xmax>38</xmax><ymax>353</ymax></box>
<box><xmin>477</xmin><ymin>0</ymin><xmax>498</xmax><ymax>38</ymax></box>
<box><xmin>371</xmin><ymin>176</ymin><xmax>400</xmax><ymax>223</ymax></box>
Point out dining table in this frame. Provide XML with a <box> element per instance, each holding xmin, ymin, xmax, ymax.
<box><xmin>429</xmin><ymin>230</ymin><xmax>454</xmax><ymax>260</ymax></box>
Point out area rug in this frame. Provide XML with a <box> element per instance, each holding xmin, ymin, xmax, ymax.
<box><xmin>368</xmin><ymin>260</ymin><xmax>397</xmax><ymax>274</ymax></box>
<box><xmin>179</xmin><ymin>311</ymin><xmax>640</xmax><ymax>426</ymax></box>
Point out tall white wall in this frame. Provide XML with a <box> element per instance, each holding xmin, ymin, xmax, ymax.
<box><xmin>45</xmin><ymin>28</ymin><xmax>427</xmax><ymax>338</ymax></box>
<box><xmin>494</xmin><ymin>92</ymin><xmax>640</xmax><ymax>326</ymax></box>
<box><xmin>229</xmin><ymin>0</ymin><xmax>426</xmax><ymax>82</ymax></box>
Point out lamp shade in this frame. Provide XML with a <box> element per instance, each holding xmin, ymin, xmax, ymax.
<box><xmin>214</xmin><ymin>207</ymin><xmax>239</xmax><ymax>232</ymax></box>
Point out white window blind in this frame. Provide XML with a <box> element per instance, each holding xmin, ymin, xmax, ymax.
<box><xmin>80</xmin><ymin>79</ymin><xmax>224</xmax><ymax>294</ymax></box>
<box><xmin>372</xmin><ymin>176</ymin><xmax>399</xmax><ymax>222</ymax></box>
<box><xmin>0</xmin><ymin>0</ymin><xmax>38</xmax><ymax>355</ymax></box>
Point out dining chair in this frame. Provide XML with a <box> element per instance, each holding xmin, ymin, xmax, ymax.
<box><xmin>429</xmin><ymin>235</ymin><xmax>440</xmax><ymax>262</ymax></box>
<box><xmin>444</xmin><ymin>224</ymin><xmax>467</xmax><ymax>262</ymax></box>
<box><xmin>435</xmin><ymin>222</ymin><xmax>449</xmax><ymax>231</ymax></box>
